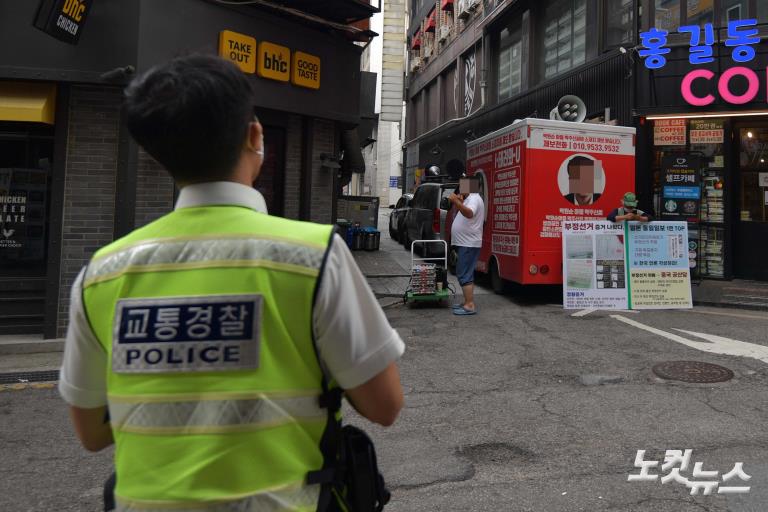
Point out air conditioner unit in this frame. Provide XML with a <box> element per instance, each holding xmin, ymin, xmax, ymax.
<box><xmin>458</xmin><ymin>0</ymin><xmax>479</xmax><ymax>18</ymax></box>
<box><xmin>439</xmin><ymin>25</ymin><xmax>450</xmax><ymax>42</ymax></box>
<box><xmin>410</xmin><ymin>57</ymin><xmax>422</xmax><ymax>72</ymax></box>
<box><xmin>424</xmin><ymin>46</ymin><xmax>433</xmax><ymax>59</ymax></box>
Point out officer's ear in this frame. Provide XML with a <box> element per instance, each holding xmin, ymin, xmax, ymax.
<box><xmin>246</xmin><ymin>119</ymin><xmax>263</xmax><ymax>154</ymax></box>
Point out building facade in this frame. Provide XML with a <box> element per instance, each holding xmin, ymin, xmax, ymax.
<box><xmin>404</xmin><ymin>0</ymin><xmax>768</xmax><ymax>282</ymax></box>
<box><xmin>0</xmin><ymin>0</ymin><xmax>376</xmax><ymax>336</ymax></box>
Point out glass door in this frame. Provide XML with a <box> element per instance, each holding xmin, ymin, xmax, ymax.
<box><xmin>733</xmin><ymin>124</ymin><xmax>768</xmax><ymax>280</ymax></box>
<box><xmin>0</xmin><ymin>122</ymin><xmax>54</xmax><ymax>334</ymax></box>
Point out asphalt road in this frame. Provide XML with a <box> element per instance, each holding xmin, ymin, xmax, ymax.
<box><xmin>2</xmin><ymin>212</ymin><xmax>767</xmax><ymax>511</ymax></box>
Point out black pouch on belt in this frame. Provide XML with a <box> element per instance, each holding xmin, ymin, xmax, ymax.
<box><xmin>341</xmin><ymin>425</ymin><xmax>391</xmax><ymax>512</ymax></box>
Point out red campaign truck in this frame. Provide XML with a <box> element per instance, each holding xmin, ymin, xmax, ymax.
<box><xmin>450</xmin><ymin>118</ymin><xmax>636</xmax><ymax>291</ymax></box>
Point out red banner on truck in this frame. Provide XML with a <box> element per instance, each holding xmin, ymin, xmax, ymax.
<box><xmin>460</xmin><ymin>119</ymin><xmax>636</xmax><ymax>287</ymax></box>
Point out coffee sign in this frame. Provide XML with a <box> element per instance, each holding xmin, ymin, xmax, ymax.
<box><xmin>33</xmin><ymin>0</ymin><xmax>92</xmax><ymax>44</ymax></box>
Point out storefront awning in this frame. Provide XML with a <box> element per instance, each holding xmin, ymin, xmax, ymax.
<box><xmin>441</xmin><ymin>0</ymin><xmax>454</xmax><ymax>10</ymax></box>
<box><xmin>0</xmin><ymin>82</ymin><xmax>56</xmax><ymax>125</ymax></box>
<box><xmin>425</xmin><ymin>10</ymin><xmax>436</xmax><ymax>32</ymax></box>
<box><xmin>411</xmin><ymin>33</ymin><xmax>422</xmax><ymax>49</ymax></box>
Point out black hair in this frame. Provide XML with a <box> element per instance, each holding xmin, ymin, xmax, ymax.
<box><xmin>122</xmin><ymin>54</ymin><xmax>255</xmax><ymax>183</ymax></box>
<box><xmin>567</xmin><ymin>156</ymin><xmax>593</xmax><ymax>167</ymax></box>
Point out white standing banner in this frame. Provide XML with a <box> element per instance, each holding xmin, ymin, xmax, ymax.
<box><xmin>563</xmin><ymin>221</ymin><xmax>693</xmax><ymax>310</ymax></box>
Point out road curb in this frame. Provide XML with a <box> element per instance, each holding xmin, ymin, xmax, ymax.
<box><xmin>692</xmin><ymin>300</ymin><xmax>768</xmax><ymax>312</ymax></box>
<box><xmin>0</xmin><ymin>338</ymin><xmax>64</xmax><ymax>355</ymax></box>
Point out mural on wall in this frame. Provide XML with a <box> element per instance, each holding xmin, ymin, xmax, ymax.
<box><xmin>463</xmin><ymin>51</ymin><xmax>476</xmax><ymax>115</ymax></box>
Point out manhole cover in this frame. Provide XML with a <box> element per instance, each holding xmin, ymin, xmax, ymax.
<box><xmin>652</xmin><ymin>361</ymin><xmax>733</xmax><ymax>383</ymax></box>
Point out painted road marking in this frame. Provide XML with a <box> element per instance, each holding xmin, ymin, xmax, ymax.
<box><xmin>571</xmin><ymin>309</ymin><xmax>596</xmax><ymax>317</ymax></box>
<box><xmin>673</xmin><ymin>329</ymin><xmax>768</xmax><ymax>364</ymax></box>
<box><xmin>611</xmin><ymin>315</ymin><xmax>768</xmax><ymax>365</ymax></box>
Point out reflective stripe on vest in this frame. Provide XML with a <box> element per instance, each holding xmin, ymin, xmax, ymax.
<box><xmin>115</xmin><ymin>482</ymin><xmax>320</xmax><ymax>511</ymax></box>
<box><xmin>109</xmin><ymin>392</ymin><xmax>325</xmax><ymax>434</ymax></box>
<box><xmin>85</xmin><ymin>235</ymin><xmax>327</xmax><ymax>287</ymax></box>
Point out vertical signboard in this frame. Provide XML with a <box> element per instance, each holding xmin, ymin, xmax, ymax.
<box><xmin>563</xmin><ymin>221</ymin><xmax>692</xmax><ymax>309</ymax></box>
<box><xmin>627</xmin><ymin>222</ymin><xmax>692</xmax><ymax>309</ymax></box>
<box><xmin>562</xmin><ymin>221</ymin><xmax>628</xmax><ymax>309</ymax></box>
<box><xmin>33</xmin><ymin>0</ymin><xmax>92</xmax><ymax>44</ymax></box>
<box><xmin>661</xmin><ymin>155</ymin><xmax>701</xmax><ymax>222</ymax></box>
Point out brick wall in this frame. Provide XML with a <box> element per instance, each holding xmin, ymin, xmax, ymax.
<box><xmin>310</xmin><ymin>119</ymin><xmax>336</xmax><ymax>224</ymax></box>
<box><xmin>283</xmin><ymin>115</ymin><xmax>303</xmax><ymax>220</ymax></box>
<box><xmin>56</xmin><ymin>86</ymin><xmax>122</xmax><ymax>336</ymax></box>
<box><xmin>135</xmin><ymin>148</ymin><xmax>175</xmax><ymax>227</ymax></box>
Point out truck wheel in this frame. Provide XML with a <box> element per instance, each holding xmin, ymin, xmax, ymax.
<box><xmin>490</xmin><ymin>258</ymin><xmax>506</xmax><ymax>294</ymax></box>
<box><xmin>448</xmin><ymin>246</ymin><xmax>458</xmax><ymax>275</ymax></box>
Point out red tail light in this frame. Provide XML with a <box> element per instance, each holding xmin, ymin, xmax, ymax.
<box><xmin>433</xmin><ymin>208</ymin><xmax>441</xmax><ymax>234</ymax></box>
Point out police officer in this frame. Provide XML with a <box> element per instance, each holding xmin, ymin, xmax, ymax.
<box><xmin>59</xmin><ymin>54</ymin><xmax>404</xmax><ymax>511</ymax></box>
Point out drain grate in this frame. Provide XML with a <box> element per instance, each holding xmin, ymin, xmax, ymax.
<box><xmin>652</xmin><ymin>361</ymin><xmax>733</xmax><ymax>383</ymax></box>
<box><xmin>0</xmin><ymin>370</ymin><xmax>59</xmax><ymax>385</ymax></box>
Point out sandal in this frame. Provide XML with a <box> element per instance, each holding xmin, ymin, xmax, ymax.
<box><xmin>452</xmin><ymin>306</ymin><xmax>476</xmax><ymax>316</ymax></box>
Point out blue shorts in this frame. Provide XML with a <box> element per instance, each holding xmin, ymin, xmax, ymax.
<box><xmin>456</xmin><ymin>246</ymin><xmax>481</xmax><ymax>286</ymax></box>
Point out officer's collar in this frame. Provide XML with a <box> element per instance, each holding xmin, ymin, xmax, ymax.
<box><xmin>175</xmin><ymin>181</ymin><xmax>268</xmax><ymax>214</ymax></box>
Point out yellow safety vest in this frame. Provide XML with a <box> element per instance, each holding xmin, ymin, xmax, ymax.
<box><xmin>82</xmin><ymin>204</ymin><xmax>338</xmax><ymax>511</ymax></box>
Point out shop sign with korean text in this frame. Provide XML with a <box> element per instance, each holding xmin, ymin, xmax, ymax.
<box><xmin>661</xmin><ymin>155</ymin><xmax>701</xmax><ymax>223</ymax></box>
<box><xmin>690</xmin><ymin>120</ymin><xmax>724</xmax><ymax>144</ymax></box>
<box><xmin>563</xmin><ymin>221</ymin><xmax>692</xmax><ymax>310</ymax></box>
<box><xmin>638</xmin><ymin>19</ymin><xmax>763</xmax><ymax>107</ymax></box>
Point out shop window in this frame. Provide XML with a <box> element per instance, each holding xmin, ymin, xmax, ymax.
<box><xmin>497</xmin><ymin>24</ymin><xmax>522</xmax><ymax>101</ymax></box>
<box><xmin>686</xmin><ymin>0</ymin><xmax>713</xmax><ymax>26</ymax></box>
<box><xmin>738</xmin><ymin>128</ymin><xmax>768</xmax><ymax>223</ymax></box>
<box><xmin>721</xmin><ymin>0</ymin><xmax>748</xmax><ymax>23</ymax></box>
<box><xmin>0</xmin><ymin>125</ymin><xmax>53</xmax><ymax>270</ymax></box>
<box><xmin>541</xmin><ymin>0</ymin><xmax>586</xmax><ymax>80</ymax></box>
<box><xmin>651</xmin><ymin>118</ymin><xmax>728</xmax><ymax>278</ymax></box>
<box><xmin>442</xmin><ymin>65</ymin><xmax>458</xmax><ymax>121</ymax></box>
<box><xmin>604</xmin><ymin>0</ymin><xmax>634</xmax><ymax>48</ymax></box>
<box><xmin>654</xmin><ymin>0</ymin><xmax>680</xmax><ymax>31</ymax></box>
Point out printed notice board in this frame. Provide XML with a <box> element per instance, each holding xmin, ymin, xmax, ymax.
<box><xmin>563</xmin><ymin>221</ymin><xmax>692</xmax><ymax>309</ymax></box>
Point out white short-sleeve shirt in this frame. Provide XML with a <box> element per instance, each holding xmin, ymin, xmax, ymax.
<box><xmin>59</xmin><ymin>182</ymin><xmax>405</xmax><ymax>408</ymax></box>
<box><xmin>451</xmin><ymin>193</ymin><xmax>485</xmax><ymax>248</ymax></box>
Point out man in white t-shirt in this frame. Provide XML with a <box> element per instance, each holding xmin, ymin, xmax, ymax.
<box><xmin>449</xmin><ymin>177</ymin><xmax>485</xmax><ymax>315</ymax></box>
